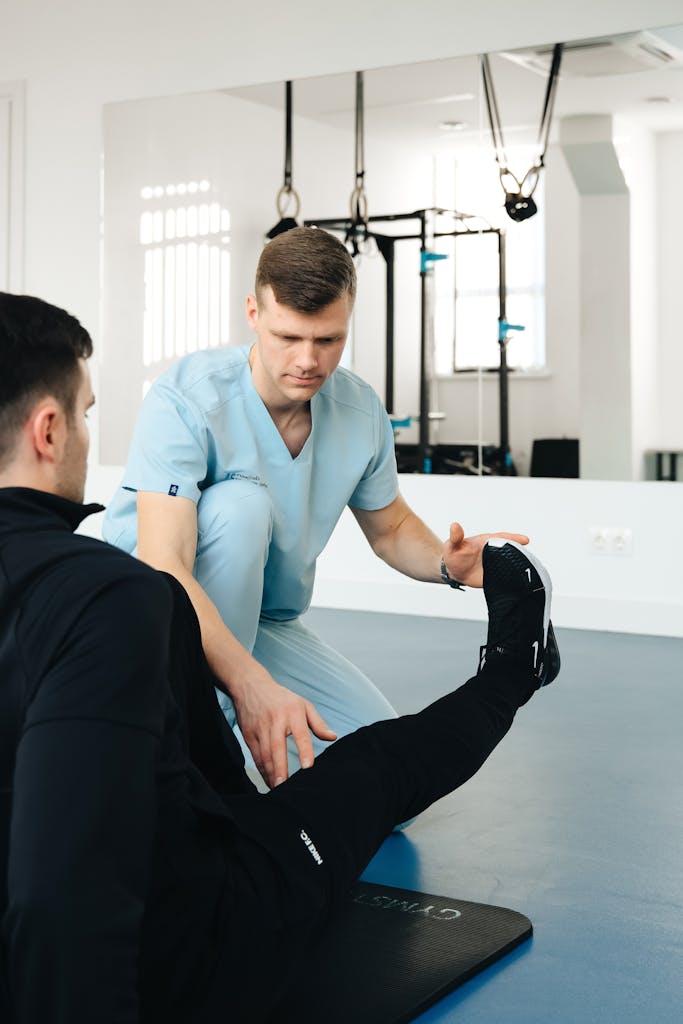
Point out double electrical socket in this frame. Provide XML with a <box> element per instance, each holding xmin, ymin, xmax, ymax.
<box><xmin>588</xmin><ymin>526</ymin><xmax>634</xmax><ymax>556</ymax></box>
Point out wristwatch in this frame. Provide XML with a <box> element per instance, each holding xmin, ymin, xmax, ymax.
<box><xmin>440</xmin><ymin>558</ymin><xmax>464</xmax><ymax>590</ymax></box>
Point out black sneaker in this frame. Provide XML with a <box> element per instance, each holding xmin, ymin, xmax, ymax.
<box><xmin>480</xmin><ymin>538</ymin><xmax>561</xmax><ymax>688</ymax></box>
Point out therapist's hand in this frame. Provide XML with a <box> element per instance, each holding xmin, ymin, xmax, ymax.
<box><xmin>233</xmin><ymin>671</ymin><xmax>337</xmax><ymax>788</ymax></box>
<box><xmin>135</xmin><ymin>491</ymin><xmax>337</xmax><ymax>788</ymax></box>
<box><xmin>442</xmin><ymin>521</ymin><xmax>530</xmax><ymax>588</ymax></box>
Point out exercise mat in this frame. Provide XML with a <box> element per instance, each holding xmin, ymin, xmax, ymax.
<box><xmin>271</xmin><ymin>880</ymin><xmax>532</xmax><ymax>1023</ymax></box>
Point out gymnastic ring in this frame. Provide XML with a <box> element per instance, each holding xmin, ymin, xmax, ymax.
<box><xmin>520</xmin><ymin>164</ymin><xmax>541</xmax><ymax>198</ymax></box>
<box><xmin>276</xmin><ymin>185</ymin><xmax>301</xmax><ymax>220</ymax></box>
<box><xmin>499</xmin><ymin>168</ymin><xmax>521</xmax><ymax>195</ymax></box>
<box><xmin>349</xmin><ymin>187</ymin><xmax>369</xmax><ymax>225</ymax></box>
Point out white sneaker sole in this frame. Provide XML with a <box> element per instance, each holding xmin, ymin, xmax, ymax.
<box><xmin>486</xmin><ymin>538</ymin><xmax>552</xmax><ymax>647</ymax></box>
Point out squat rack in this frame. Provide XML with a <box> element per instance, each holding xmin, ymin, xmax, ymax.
<box><xmin>304</xmin><ymin>208</ymin><xmax>514</xmax><ymax>475</ymax></box>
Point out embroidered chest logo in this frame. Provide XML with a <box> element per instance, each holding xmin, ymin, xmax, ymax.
<box><xmin>224</xmin><ymin>471</ymin><xmax>266</xmax><ymax>487</ymax></box>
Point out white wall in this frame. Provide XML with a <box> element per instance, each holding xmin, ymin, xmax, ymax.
<box><xmin>559</xmin><ymin>115</ymin><xmax>634</xmax><ymax>480</ymax></box>
<box><xmin>617</xmin><ymin>119</ymin><xmax>659</xmax><ymax>480</ymax></box>
<box><xmin>0</xmin><ymin>81</ymin><xmax>24</xmax><ymax>293</ymax></box>
<box><xmin>312</xmin><ymin>473</ymin><xmax>683</xmax><ymax>638</ymax></box>
<box><xmin>656</xmin><ymin>130</ymin><xmax>683</xmax><ymax>451</ymax></box>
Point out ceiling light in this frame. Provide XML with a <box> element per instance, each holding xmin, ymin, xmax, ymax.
<box><xmin>432</xmin><ymin>93</ymin><xmax>475</xmax><ymax>105</ymax></box>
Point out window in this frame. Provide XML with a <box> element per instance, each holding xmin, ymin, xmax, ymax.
<box><xmin>139</xmin><ymin>180</ymin><xmax>231</xmax><ymax>395</ymax></box>
<box><xmin>434</xmin><ymin>149</ymin><xmax>545</xmax><ymax>374</ymax></box>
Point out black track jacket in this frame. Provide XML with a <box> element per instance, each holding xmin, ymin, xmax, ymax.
<box><xmin>0</xmin><ymin>487</ymin><xmax>252</xmax><ymax>1023</ymax></box>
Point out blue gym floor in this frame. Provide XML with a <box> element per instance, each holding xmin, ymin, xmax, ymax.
<box><xmin>306</xmin><ymin>608</ymin><xmax>683</xmax><ymax>1024</ymax></box>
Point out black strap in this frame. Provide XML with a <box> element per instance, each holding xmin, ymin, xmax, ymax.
<box><xmin>481</xmin><ymin>45</ymin><xmax>564</xmax><ymax>195</ymax></box>
<box><xmin>537</xmin><ymin>44</ymin><xmax>563</xmax><ymax>168</ymax></box>
<box><xmin>481</xmin><ymin>54</ymin><xmax>508</xmax><ymax>173</ymax></box>
<box><xmin>284</xmin><ymin>80</ymin><xmax>293</xmax><ymax>190</ymax></box>
<box><xmin>347</xmin><ymin>70</ymin><xmax>369</xmax><ymax>255</ymax></box>
<box><xmin>354</xmin><ymin>71</ymin><xmax>365</xmax><ymax>194</ymax></box>
<box><xmin>266</xmin><ymin>80</ymin><xmax>300</xmax><ymax>235</ymax></box>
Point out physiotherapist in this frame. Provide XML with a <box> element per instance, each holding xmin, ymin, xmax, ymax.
<box><xmin>105</xmin><ymin>227</ymin><xmax>528</xmax><ymax>788</ymax></box>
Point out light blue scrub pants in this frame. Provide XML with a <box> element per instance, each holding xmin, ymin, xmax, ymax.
<box><xmin>193</xmin><ymin>479</ymin><xmax>398</xmax><ymax>774</ymax></box>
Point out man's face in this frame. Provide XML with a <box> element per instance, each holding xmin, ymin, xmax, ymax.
<box><xmin>247</xmin><ymin>286</ymin><xmax>351</xmax><ymax>408</ymax></box>
<box><xmin>56</xmin><ymin>359</ymin><xmax>94</xmax><ymax>503</ymax></box>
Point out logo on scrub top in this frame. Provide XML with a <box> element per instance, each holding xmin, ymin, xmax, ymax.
<box><xmin>224</xmin><ymin>471</ymin><xmax>266</xmax><ymax>487</ymax></box>
<box><xmin>168</xmin><ymin>484</ymin><xmax>179</xmax><ymax>496</ymax></box>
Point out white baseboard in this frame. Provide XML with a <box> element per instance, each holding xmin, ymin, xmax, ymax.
<box><xmin>311</xmin><ymin>577</ymin><xmax>683</xmax><ymax>638</ymax></box>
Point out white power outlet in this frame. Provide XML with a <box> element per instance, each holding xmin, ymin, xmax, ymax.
<box><xmin>589</xmin><ymin>526</ymin><xmax>610</xmax><ymax>554</ymax></box>
<box><xmin>589</xmin><ymin>526</ymin><xmax>634</xmax><ymax>556</ymax></box>
<box><xmin>610</xmin><ymin>526</ymin><xmax>633</xmax><ymax>556</ymax></box>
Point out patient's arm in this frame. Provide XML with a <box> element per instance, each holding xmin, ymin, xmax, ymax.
<box><xmin>5</xmin><ymin>570</ymin><xmax>171</xmax><ymax>1024</ymax></box>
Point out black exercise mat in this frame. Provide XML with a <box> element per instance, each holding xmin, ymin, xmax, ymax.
<box><xmin>271</xmin><ymin>881</ymin><xmax>532</xmax><ymax>1024</ymax></box>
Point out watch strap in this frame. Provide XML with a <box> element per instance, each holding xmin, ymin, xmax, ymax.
<box><xmin>440</xmin><ymin>558</ymin><xmax>464</xmax><ymax>590</ymax></box>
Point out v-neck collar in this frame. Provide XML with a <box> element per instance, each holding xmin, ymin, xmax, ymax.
<box><xmin>241</xmin><ymin>350</ymin><xmax>317</xmax><ymax>464</ymax></box>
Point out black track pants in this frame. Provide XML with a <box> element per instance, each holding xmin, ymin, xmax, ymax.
<box><xmin>192</xmin><ymin>651</ymin><xmax>535</xmax><ymax>1023</ymax></box>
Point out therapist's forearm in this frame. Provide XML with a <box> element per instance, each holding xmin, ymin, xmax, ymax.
<box><xmin>371</xmin><ymin>512</ymin><xmax>444</xmax><ymax>582</ymax></box>
<box><xmin>138</xmin><ymin>556</ymin><xmax>269</xmax><ymax>700</ymax></box>
<box><xmin>136</xmin><ymin>544</ymin><xmax>337</xmax><ymax>788</ymax></box>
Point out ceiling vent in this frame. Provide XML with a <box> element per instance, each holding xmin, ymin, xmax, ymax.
<box><xmin>500</xmin><ymin>31</ymin><xmax>683</xmax><ymax>78</ymax></box>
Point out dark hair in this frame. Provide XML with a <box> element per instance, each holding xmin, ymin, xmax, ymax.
<box><xmin>0</xmin><ymin>293</ymin><xmax>93</xmax><ymax>467</ymax></box>
<box><xmin>255</xmin><ymin>226</ymin><xmax>356</xmax><ymax>312</ymax></box>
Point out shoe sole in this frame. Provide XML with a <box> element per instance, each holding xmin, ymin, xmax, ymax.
<box><xmin>543</xmin><ymin>621</ymin><xmax>561</xmax><ymax>686</ymax></box>
<box><xmin>486</xmin><ymin>538</ymin><xmax>560</xmax><ymax>686</ymax></box>
<box><xmin>486</xmin><ymin>538</ymin><xmax>552</xmax><ymax>648</ymax></box>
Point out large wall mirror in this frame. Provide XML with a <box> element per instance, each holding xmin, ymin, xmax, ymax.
<box><xmin>101</xmin><ymin>22</ymin><xmax>683</xmax><ymax>482</ymax></box>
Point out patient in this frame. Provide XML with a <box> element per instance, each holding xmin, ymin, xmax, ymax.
<box><xmin>0</xmin><ymin>292</ymin><xmax>560</xmax><ymax>1023</ymax></box>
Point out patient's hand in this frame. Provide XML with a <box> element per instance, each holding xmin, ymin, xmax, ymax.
<box><xmin>233</xmin><ymin>671</ymin><xmax>337</xmax><ymax>787</ymax></box>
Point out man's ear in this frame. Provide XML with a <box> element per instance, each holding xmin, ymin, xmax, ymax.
<box><xmin>245</xmin><ymin>293</ymin><xmax>259</xmax><ymax>330</ymax></box>
<box><xmin>29</xmin><ymin>400</ymin><xmax>65</xmax><ymax>464</ymax></box>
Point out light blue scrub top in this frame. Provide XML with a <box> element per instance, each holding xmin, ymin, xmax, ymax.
<box><xmin>104</xmin><ymin>345</ymin><xmax>399</xmax><ymax>620</ymax></box>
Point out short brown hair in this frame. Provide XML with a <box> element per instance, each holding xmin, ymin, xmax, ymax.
<box><xmin>255</xmin><ymin>226</ymin><xmax>356</xmax><ymax>313</ymax></box>
<box><xmin>0</xmin><ymin>293</ymin><xmax>92</xmax><ymax>468</ymax></box>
